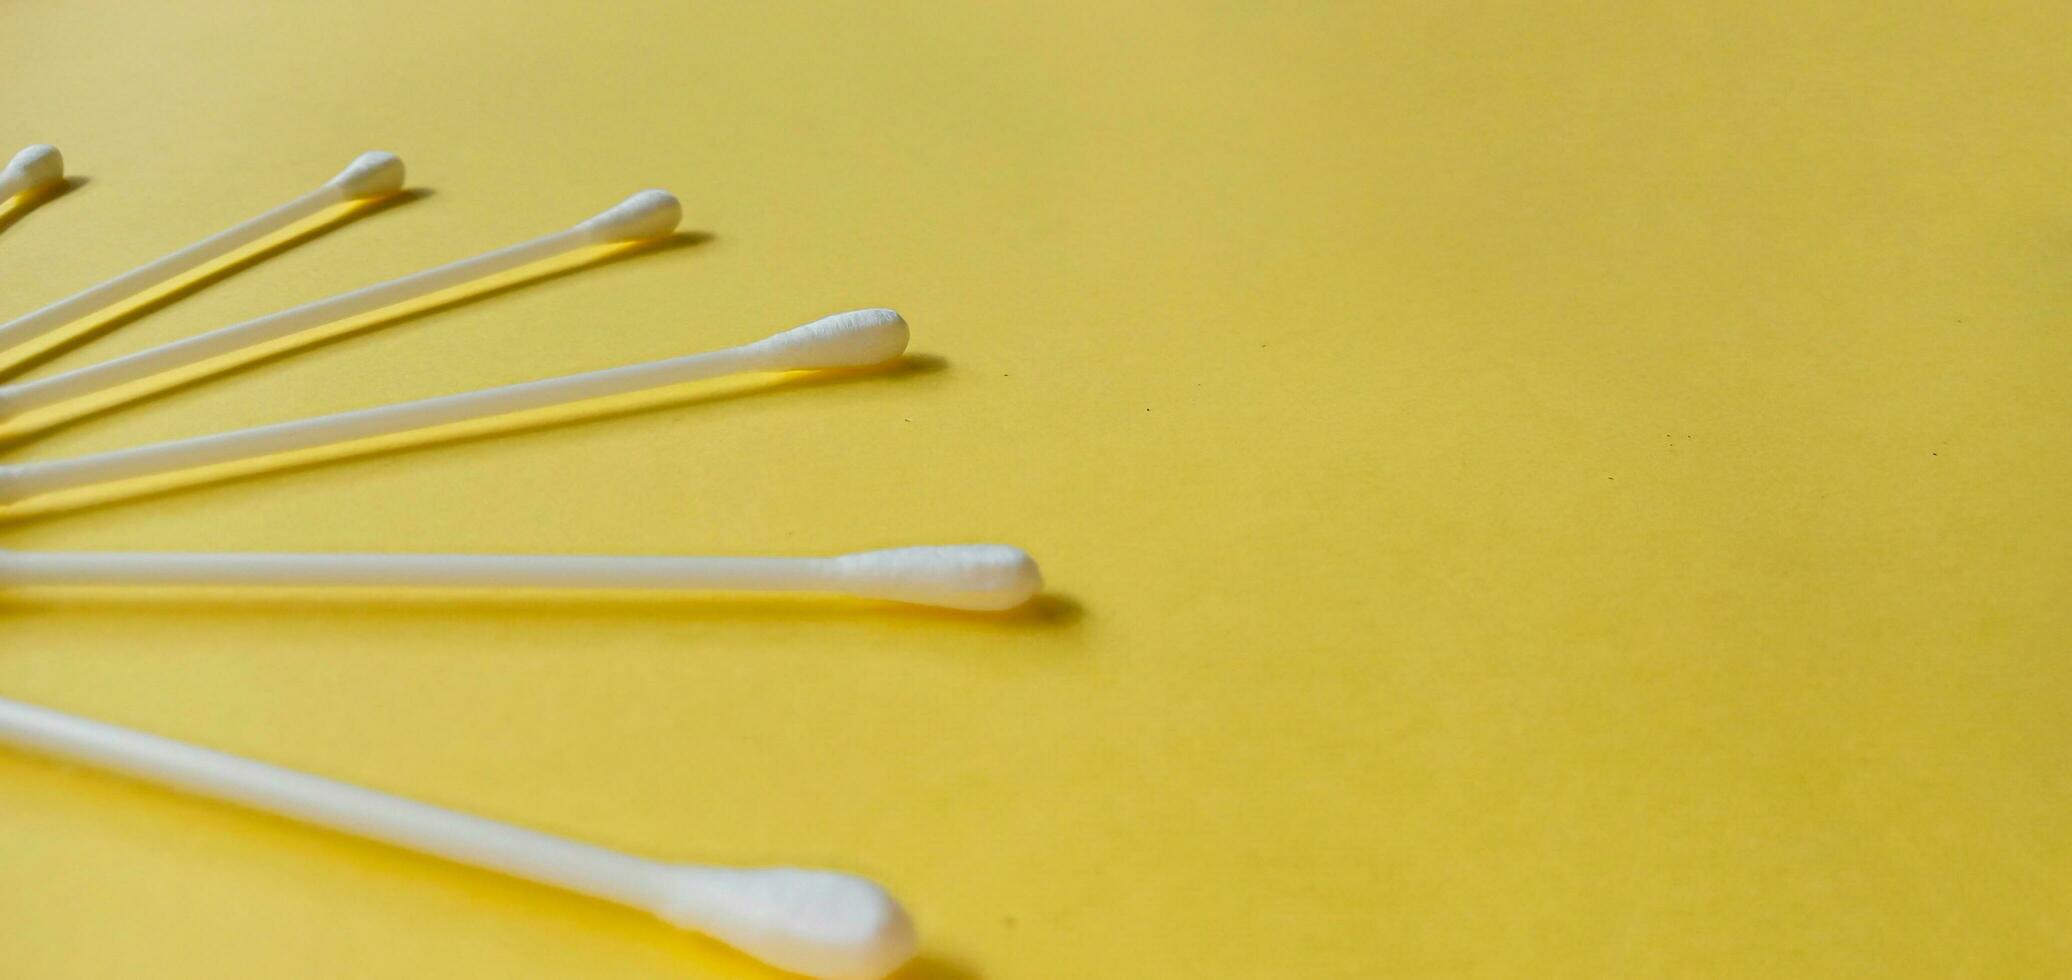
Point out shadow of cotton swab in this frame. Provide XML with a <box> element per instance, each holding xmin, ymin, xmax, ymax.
<box><xmin>0</xmin><ymin>151</ymin><xmax>408</xmax><ymax>362</ymax></box>
<box><xmin>0</xmin><ymin>229</ymin><xmax>713</xmax><ymax>449</ymax></box>
<box><xmin>0</xmin><ymin>351</ymin><xmax>942</xmax><ymax>526</ymax></box>
<box><xmin>0</xmin><ymin>175</ymin><xmax>86</xmax><ymax>240</ymax></box>
<box><xmin>0</xmin><ymin>190</ymin><xmax>690</xmax><ymax>441</ymax></box>
<box><xmin>0</xmin><ymin>188</ymin><xmax>434</xmax><ymax>383</ymax></box>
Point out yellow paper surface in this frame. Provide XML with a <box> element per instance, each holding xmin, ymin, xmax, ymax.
<box><xmin>1</xmin><ymin>2</ymin><xmax>2066</xmax><ymax>976</ymax></box>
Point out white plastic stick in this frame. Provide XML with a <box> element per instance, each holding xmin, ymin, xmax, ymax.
<box><xmin>0</xmin><ymin>144</ymin><xmax>65</xmax><ymax>201</ymax></box>
<box><xmin>0</xmin><ymin>152</ymin><xmax>405</xmax><ymax>356</ymax></box>
<box><xmin>0</xmin><ymin>695</ymin><xmax>918</xmax><ymax>980</ymax></box>
<box><xmin>0</xmin><ymin>544</ymin><xmax>1044</xmax><ymax>611</ymax></box>
<box><xmin>0</xmin><ymin>189</ymin><xmax>683</xmax><ymax>418</ymax></box>
<box><xmin>0</xmin><ymin>309</ymin><xmax>908</xmax><ymax>504</ymax></box>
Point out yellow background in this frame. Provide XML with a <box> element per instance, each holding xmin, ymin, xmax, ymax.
<box><xmin>1</xmin><ymin>1</ymin><xmax>2066</xmax><ymax>977</ymax></box>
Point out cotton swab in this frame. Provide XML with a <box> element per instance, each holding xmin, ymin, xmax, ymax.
<box><xmin>0</xmin><ymin>189</ymin><xmax>684</xmax><ymax>418</ymax></box>
<box><xmin>0</xmin><ymin>308</ymin><xmax>908</xmax><ymax>504</ymax></box>
<box><xmin>0</xmin><ymin>695</ymin><xmax>918</xmax><ymax>980</ymax></box>
<box><xmin>0</xmin><ymin>544</ymin><xmax>1044</xmax><ymax>611</ymax></box>
<box><xmin>0</xmin><ymin>144</ymin><xmax>64</xmax><ymax>201</ymax></box>
<box><xmin>0</xmin><ymin>152</ymin><xmax>406</xmax><ymax>355</ymax></box>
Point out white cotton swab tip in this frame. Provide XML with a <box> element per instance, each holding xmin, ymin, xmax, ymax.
<box><xmin>744</xmin><ymin>308</ymin><xmax>912</xmax><ymax>372</ymax></box>
<box><xmin>577</xmin><ymin>189</ymin><xmax>684</xmax><ymax>243</ymax></box>
<box><xmin>834</xmin><ymin>544</ymin><xmax>1046</xmax><ymax>611</ymax></box>
<box><xmin>323</xmin><ymin>150</ymin><xmax>406</xmax><ymax>199</ymax></box>
<box><xmin>652</xmin><ymin>866</ymin><xmax>918</xmax><ymax>980</ymax></box>
<box><xmin>1</xmin><ymin>144</ymin><xmax>64</xmax><ymax>198</ymax></box>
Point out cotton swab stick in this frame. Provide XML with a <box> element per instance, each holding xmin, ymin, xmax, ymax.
<box><xmin>0</xmin><ymin>308</ymin><xmax>908</xmax><ymax>504</ymax></box>
<box><xmin>0</xmin><ymin>695</ymin><xmax>919</xmax><ymax>980</ymax></box>
<box><xmin>0</xmin><ymin>152</ymin><xmax>406</xmax><ymax>355</ymax></box>
<box><xmin>0</xmin><ymin>189</ymin><xmax>683</xmax><ymax>417</ymax></box>
<box><xmin>0</xmin><ymin>145</ymin><xmax>65</xmax><ymax>201</ymax></box>
<box><xmin>0</xmin><ymin>544</ymin><xmax>1044</xmax><ymax>611</ymax></box>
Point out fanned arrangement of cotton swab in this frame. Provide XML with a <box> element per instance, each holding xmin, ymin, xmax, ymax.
<box><xmin>0</xmin><ymin>144</ymin><xmax>1043</xmax><ymax>980</ymax></box>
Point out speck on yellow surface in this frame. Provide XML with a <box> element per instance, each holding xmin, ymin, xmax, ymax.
<box><xmin>0</xmin><ymin>2</ymin><xmax>2066</xmax><ymax>977</ymax></box>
